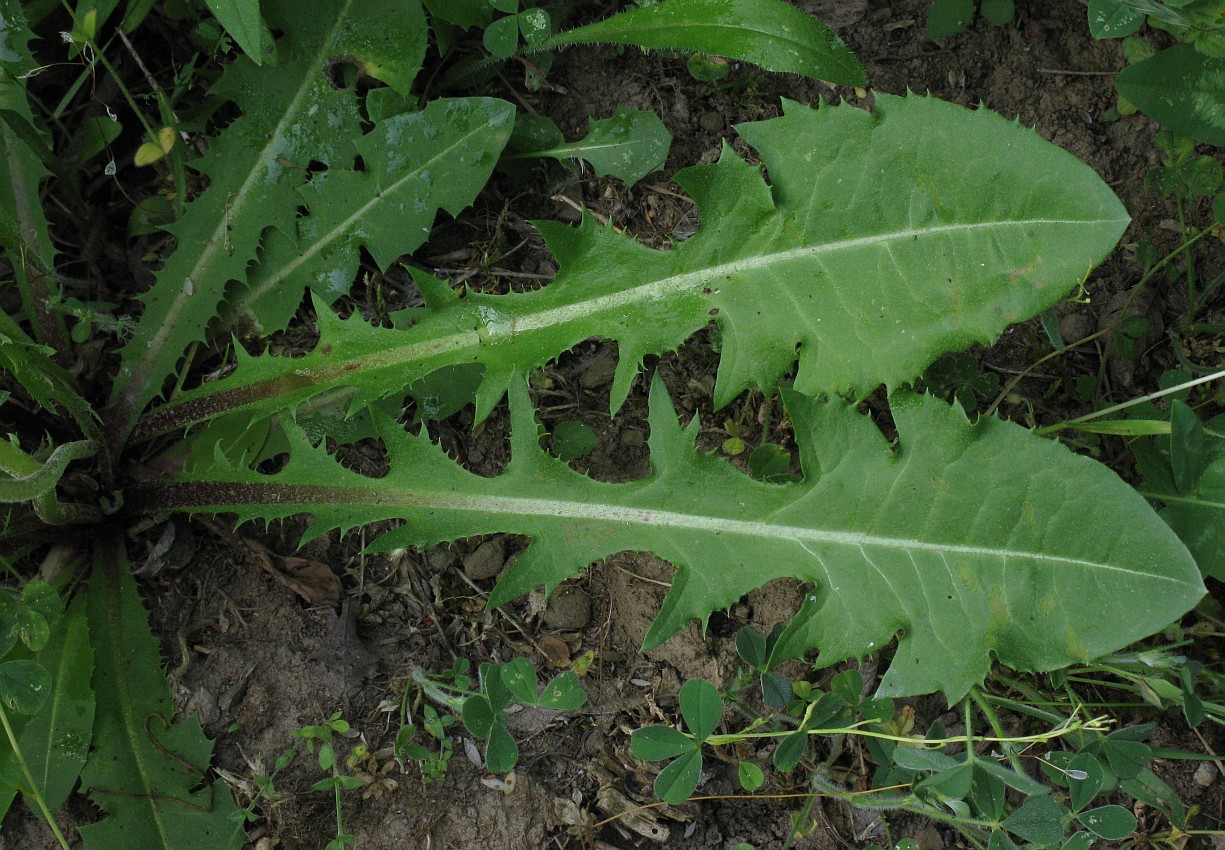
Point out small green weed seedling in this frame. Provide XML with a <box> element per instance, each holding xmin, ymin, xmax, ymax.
<box><xmin>411</xmin><ymin>657</ymin><xmax>587</xmax><ymax>773</ymax></box>
<box><xmin>483</xmin><ymin>0</ymin><xmax>553</xmax><ymax>58</ymax></box>
<box><xmin>395</xmin><ymin>704</ymin><xmax>456</xmax><ymax>784</ymax></box>
<box><xmin>391</xmin><ymin>658</ymin><xmax>467</xmax><ymax>782</ymax></box>
<box><xmin>225</xmin><ymin>712</ymin><xmax>371</xmax><ymax>850</ymax></box>
<box><xmin>292</xmin><ymin>713</ymin><xmax>365</xmax><ymax>850</ymax></box>
<box><xmin>920</xmin><ymin>352</ymin><xmax>1002</xmax><ymax>412</ymax></box>
<box><xmin>1130</xmin><ymin>390</ymin><xmax>1225</xmax><ymax>582</ymax></box>
<box><xmin>632</xmin><ymin>638</ymin><xmax>1182</xmax><ymax>849</ymax></box>
<box><xmin>926</xmin><ymin>0</ymin><xmax>1015</xmax><ymax>39</ymax></box>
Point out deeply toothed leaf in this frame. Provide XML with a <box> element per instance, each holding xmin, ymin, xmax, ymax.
<box><xmin>0</xmin><ymin>1</ymin><xmax>65</xmax><ymax>355</ymax></box>
<box><xmin>136</xmin><ymin>93</ymin><xmax>1128</xmax><ymax>440</ymax></box>
<box><xmin>536</xmin><ymin>0</ymin><xmax>866</xmax><ymax>86</ymax></box>
<box><xmin>230</xmin><ymin>97</ymin><xmax>514</xmax><ymax>333</ymax></box>
<box><xmin>144</xmin><ymin>378</ymin><xmax>1202</xmax><ymax>702</ymax></box>
<box><xmin>110</xmin><ymin>0</ymin><xmax>427</xmax><ymax>440</ymax></box>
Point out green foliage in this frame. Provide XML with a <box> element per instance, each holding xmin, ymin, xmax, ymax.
<box><xmin>0</xmin><ymin>0</ymin><xmax>1215</xmax><ymax>845</ymax></box>
<box><xmin>411</xmin><ymin>657</ymin><xmax>586</xmax><ymax>774</ymax></box>
<box><xmin>155</xmin><ymin>372</ymin><xmax>1203</xmax><ymax>701</ymax></box>
<box><xmin>1132</xmin><ymin>398</ymin><xmax>1225</xmax><ymax>579</ymax></box>
<box><xmin>1144</xmin><ymin>129</ymin><xmax>1224</xmax><ymax>199</ymax></box>
<box><xmin>1116</xmin><ymin>44</ymin><xmax>1225</xmax><ymax>145</ymax></box>
<box><xmin>630</xmin><ymin>678</ymin><xmax>722</xmax><ymax>802</ymax></box>
<box><xmin>395</xmin><ymin>704</ymin><xmax>455</xmax><ymax>784</ymax></box>
<box><xmin>2</xmin><ymin>0</ymin><xmax>861</xmax><ymax>835</ymax></box>
<box><xmin>538</xmin><ymin>0</ymin><xmax>866</xmax><ymax>86</ymax></box>
<box><xmin>1089</xmin><ymin>0</ymin><xmax>1225</xmax><ymax>50</ymax></box>
<box><xmin>292</xmin><ymin>713</ymin><xmax>363</xmax><ymax>850</ymax></box>
<box><xmin>927</xmin><ymin>0</ymin><xmax>1014</xmax><ymax>40</ymax></box>
<box><xmin>202</xmin><ymin>0</ymin><xmax>274</xmax><ymax>64</ymax></box>
<box><xmin>1087</xmin><ymin>2</ymin><xmax>1225</xmax><ymax>140</ymax></box>
<box><xmin>78</xmin><ymin>544</ymin><xmax>240</xmax><ymax>849</ymax></box>
<box><xmin>927</xmin><ymin>0</ymin><xmax>974</xmax><ymax>38</ymax></box>
<box><xmin>0</xmin><ymin>593</ymin><xmax>94</xmax><ymax>816</ymax></box>
<box><xmin>1146</xmin><ymin>0</ymin><xmax>1225</xmax><ymax>56</ymax></box>
<box><xmin>632</xmin><ymin>646</ymin><xmax>1167</xmax><ymax>848</ymax></box>
<box><xmin>142</xmin><ymin>93</ymin><xmax>1130</xmax><ymax>438</ymax></box>
<box><xmin>109</xmin><ymin>0</ymin><xmax>429</xmax><ymax>438</ymax></box>
<box><xmin>394</xmin><ymin>658</ymin><xmax>469</xmax><ymax>784</ymax></box>
<box><xmin>921</xmin><ymin>352</ymin><xmax>1001</xmax><ymax>411</ymax></box>
<box><xmin>1087</xmin><ymin>0</ymin><xmax>1147</xmax><ymax>39</ymax></box>
<box><xmin>550</xmin><ymin>420</ymin><xmax>599</xmax><ymax>459</ymax></box>
<box><xmin>746</xmin><ymin>442</ymin><xmax>795</xmax><ymax>484</ymax></box>
<box><xmin>505</xmin><ymin>108</ymin><xmax>672</xmax><ymax>186</ymax></box>
<box><xmin>483</xmin><ymin>0</ymin><xmax>552</xmax><ymax>58</ymax></box>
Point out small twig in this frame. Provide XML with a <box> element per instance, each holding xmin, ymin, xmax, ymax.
<box><xmin>1190</xmin><ymin>726</ymin><xmax>1225</xmax><ymax>780</ymax></box>
<box><xmin>432</xmin><ymin>266</ymin><xmax>553</xmax><ymax>281</ymax></box>
<box><xmin>587</xmin><ymin>784</ymin><xmax>914</xmax><ymax>832</ymax></box>
<box><xmin>453</xmin><ymin>567</ymin><xmax>545</xmax><ymax>655</ymax></box>
<box><xmin>116</xmin><ymin>28</ymin><xmax>178</xmax><ymax>121</ymax></box>
<box><xmin>613</xmin><ymin>563</ymin><xmax>672</xmax><ymax>589</ymax></box>
<box><xmin>550</xmin><ymin>194</ymin><xmax>621</xmax><ymax>231</ymax></box>
<box><xmin>639</xmin><ymin>183</ymin><xmax>694</xmax><ymax>203</ymax></box>
<box><xmin>1036</xmin><ymin>68</ymin><xmax>1116</xmax><ymax>76</ymax></box>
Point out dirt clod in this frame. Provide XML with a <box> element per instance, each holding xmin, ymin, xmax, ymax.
<box><xmin>543</xmin><ymin>583</ymin><xmax>592</xmax><ymax>630</ymax></box>
<box><xmin>463</xmin><ymin>535</ymin><xmax>507</xmax><ymax>580</ymax></box>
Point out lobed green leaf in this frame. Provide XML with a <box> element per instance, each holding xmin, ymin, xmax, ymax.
<box><xmin>140</xmin><ymin>373</ymin><xmax>1202</xmax><ymax>702</ymax></box>
<box><xmin>138</xmin><ymin>93</ymin><xmax>1129</xmax><ymax>440</ymax></box>
<box><xmin>110</xmin><ymin>0</ymin><xmax>428</xmax><ymax>441</ymax></box>
<box><xmin>231</xmin><ymin>97</ymin><xmax>515</xmax><ymax>334</ymax></box>
<box><xmin>507</xmin><ymin>107</ymin><xmax>671</xmax><ymax>186</ymax></box>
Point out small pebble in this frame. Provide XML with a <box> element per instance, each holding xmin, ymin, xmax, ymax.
<box><xmin>543</xmin><ymin>584</ymin><xmax>592</xmax><ymax>629</ymax></box>
<box><xmin>427</xmin><ymin>546</ymin><xmax>458</xmax><ymax>573</ymax></box>
<box><xmin>620</xmin><ymin>429</ymin><xmax>645</xmax><ymax>449</ymax></box>
<box><xmin>917</xmin><ymin>825</ymin><xmax>945</xmax><ymax>850</ymax></box>
<box><xmin>463</xmin><ymin>536</ymin><xmax>506</xmax><ymax>580</ymax></box>
<box><xmin>538</xmin><ymin>634</ymin><xmax>571</xmax><ymax>668</ymax></box>
<box><xmin>1058</xmin><ymin>312</ymin><xmax>1091</xmax><ymax>345</ymax></box>
<box><xmin>1194</xmin><ymin>761</ymin><xmax>1216</xmax><ymax>787</ymax></box>
<box><xmin>579</xmin><ymin>351</ymin><xmax>618</xmax><ymax>389</ymax></box>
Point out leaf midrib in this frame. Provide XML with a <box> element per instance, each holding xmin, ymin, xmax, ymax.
<box><xmin>189</xmin><ymin>481</ymin><xmax>1184</xmax><ymax>583</ymax></box>
<box><xmin>147</xmin><ymin>213</ymin><xmax>1125</xmax><ymax>431</ymax></box>
<box><xmin>316</xmin><ymin>214</ymin><xmax>1125</xmax><ymax>370</ymax></box>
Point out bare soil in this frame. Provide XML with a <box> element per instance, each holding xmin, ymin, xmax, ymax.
<box><xmin>5</xmin><ymin>1</ymin><xmax>1225</xmax><ymax>849</ymax></box>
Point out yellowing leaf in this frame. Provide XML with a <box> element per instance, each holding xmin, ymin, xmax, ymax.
<box><xmin>133</xmin><ymin>128</ymin><xmax>175</xmax><ymax>166</ymax></box>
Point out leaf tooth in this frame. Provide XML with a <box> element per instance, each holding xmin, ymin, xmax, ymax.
<box><xmin>409</xmin><ymin>268</ymin><xmax>459</xmax><ymax>309</ymax></box>
<box><xmin>673</xmin><ymin>142</ymin><xmax>773</xmax><ymax>226</ymax></box>
<box><xmin>490</xmin><ymin>546</ymin><xmax>559</xmax><ymax>608</ymax></box>
<box><xmin>475</xmin><ymin>367</ymin><xmax>514</xmax><ymax>425</ymax></box>
<box><xmin>505</xmin><ymin>373</ymin><xmax>542</xmax><ymax>451</ymax></box>
<box><xmin>609</xmin><ymin>347</ymin><xmax>644</xmax><ymax>416</ymax></box>
<box><xmin>645</xmin><ymin>373</ymin><xmax>692</xmax><ymax>469</ymax></box>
